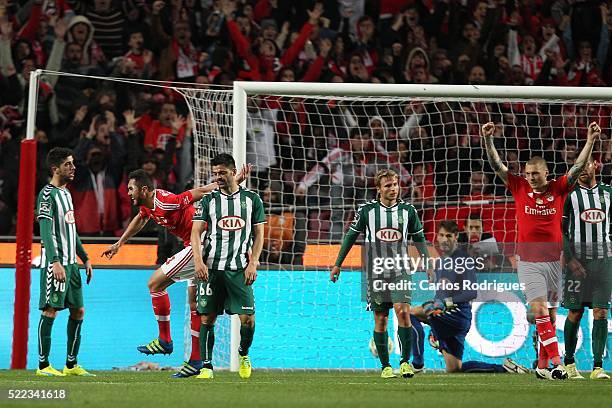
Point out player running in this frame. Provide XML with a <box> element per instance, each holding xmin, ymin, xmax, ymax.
<box><xmin>331</xmin><ymin>169</ymin><xmax>429</xmax><ymax>379</ymax></box>
<box><xmin>562</xmin><ymin>157</ymin><xmax>611</xmax><ymax>380</ymax></box>
<box><xmin>36</xmin><ymin>148</ymin><xmax>95</xmax><ymax>377</ymax></box>
<box><xmin>481</xmin><ymin>120</ymin><xmax>600</xmax><ymax>380</ymax></box>
<box><xmin>191</xmin><ymin>154</ymin><xmax>265</xmax><ymax>380</ymax></box>
<box><xmin>102</xmin><ymin>165</ymin><xmax>250</xmax><ymax>378</ymax></box>
<box><xmin>410</xmin><ymin>220</ymin><xmax>529</xmax><ymax>374</ymax></box>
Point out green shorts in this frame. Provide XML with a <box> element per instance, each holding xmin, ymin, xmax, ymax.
<box><xmin>366</xmin><ymin>273</ymin><xmax>412</xmax><ymax>312</ymax></box>
<box><xmin>39</xmin><ymin>263</ymin><xmax>83</xmax><ymax>311</ymax></box>
<box><xmin>563</xmin><ymin>258</ymin><xmax>611</xmax><ymax>310</ymax></box>
<box><xmin>196</xmin><ymin>269</ymin><xmax>255</xmax><ymax>316</ymax></box>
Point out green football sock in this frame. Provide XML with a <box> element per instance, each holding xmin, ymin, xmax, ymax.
<box><xmin>397</xmin><ymin>326</ymin><xmax>412</xmax><ymax>364</ymax></box>
<box><xmin>38</xmin><ymin>315</ymin><xmax>55</xmax><ymax>369</ymax></box>
<box><xmin>199</xmin><ymin>324</ymin><xmax>215</xmax><ymax>367</ymax></box>
<box><xmin>563</xmin><ymin>318</ymin><xmax>579</xmax><ymax>365</ymax></box>
<box><xmin>66</xmin><ymin>318</ymin><xmax>82</xmax><ymax>369</ymax></box>
<box><xmin>373</xmin><ymin>331</ymin><xmax>390</xmax><ymax>368</ymax></box>
<box><xmin>239</xmin><ymin>324</ymin><xmax>255</xmax><ymax>357</ymax></box>
<box><xmin>592</xmin><ymin>319</ymin><xmax>607</xmax><ymax>368</ymax></box>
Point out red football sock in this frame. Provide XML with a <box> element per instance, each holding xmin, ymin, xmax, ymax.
<box><xmin>190</xmin><ymin>310</ymin><xmax>201</xmax><ymax>361</ymax></box>
<box><xmin>535</xmin><ymin>315</ymin><xmax>561</xmax><ymax>366</ymax></box>
<box><xmin>537</xmin><ymin>338</ymin><xmax>549</xmax><ymax>369</ymax></box>
<box><xmin>151</xmin><ymin>291</ymin><xmax>171</xmax><ymax>342</ymax></box>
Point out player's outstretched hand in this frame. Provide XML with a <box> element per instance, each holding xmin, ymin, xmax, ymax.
<box><xmin>102</xmin><ymin>243</ymin><xmax>120</xmax><ymax>259</ymax></box>
<box><xmin>195</xmin><ymin>261</ymin><xmax>209</xmax><ymax>281</ymax></box>
<box><xmin>587</xmin><ymin>121</ymin><xmax>601</xmax><ymax>142</ymax></box>
<box><xmin>244</xmin><ymin>263</ymin><xmax>258</xmax><ymax>285</ymax></box>
<box><xmin>330</xmin><ymin>266</ymin><xmax>341</xmax><ymax>282</ymax></box>
<box><xmin>567</xmin><ymin>258</ymin><xmax>587</xmax><ymax>279</ymax></box>
<box><xmin>84</xmin><ymin>260</ymin><xmax>93</xmax><ymax>284</ymax></box>
<box><xmin>52</xmin><ymin>262</ymin><xmax>66</xmax><ymax>283</ymax></box>
<box><xmin>481</xmin><ymin>122</ymin><xmax>495</xmax><ymax>138</ymax></box>
<box><xmin>236</xmin><ymin>163</ymin><xmax>252</xmax><ymax>184</ymax></box>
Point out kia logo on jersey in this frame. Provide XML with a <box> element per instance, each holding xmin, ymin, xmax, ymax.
<box><xmin>375</xmin><ymin>228</ymin><xmax>402</xmax><ymax>242</ymax></box>
<box><xmin>580</xmin><ymin>208</ymin><xmax>606</xmax><ymax>224</ymax></box>
<box><xmin>64</xmin><ymin>210</ymin><xmax>75</xmax><ymax>224</ymax></box>
<box><xmin>218</xmin><ymin>216</ymin><xmax>246</xmax><ymax>231</ymax></box>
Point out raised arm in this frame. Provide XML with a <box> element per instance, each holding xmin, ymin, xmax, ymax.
<box><xmin>481</xmin><ymin>122</ymin><xmax>509</xmax><ymax>185</ymax></box>
<box><xmin>567</xmin><ymin>122</ymin><xmax>600</xmax><ymax>185</ymax></box>
<box><xmin>190</xmin><ymin>163</ymin><xmax>251</xmax><ymax>201</ymax></box>
<box><xmin>190</xmin><ymin>183</ymin><xmax>219</xmax><ymax>202</ymax></box>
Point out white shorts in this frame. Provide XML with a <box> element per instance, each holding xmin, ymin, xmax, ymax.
<box><xmin>160</xmin><ymin>245</ymin><xmax>196</xmax><ymax>287</ymax></box>
<box><xmin>517</xmin><ymin>259</ymin><xmax>561</xmax><ymax>306</ymax></box>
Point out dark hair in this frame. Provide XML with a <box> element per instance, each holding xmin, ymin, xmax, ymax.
<box><xmin>47</xmin><ymin>147</ymin><xmax>73</xmax><ymax>170</ymax></box>
<box><xmin>465</xmin><ymin>212</ymin><xmax>483</xmax><ymax>223</ymax></box>
<box><xmin>211</xmin><ymin>153</ymin><xmax>236</xmax><ymax>169</ymax></box>
<box><xmin>128</xmin><ymin>169</ymin><xmax>154</xmax><ymax>190</ymax></box>
<box><xmin>437</xmin><ymin>220</ymin><xmax>459</xmax><ymax>234</ymax></box>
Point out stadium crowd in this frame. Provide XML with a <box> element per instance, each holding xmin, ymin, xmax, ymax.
<box><xmin>0</xmin><ymin>0</ymin><xmax>611</xmax><ymax>263</ymax></box>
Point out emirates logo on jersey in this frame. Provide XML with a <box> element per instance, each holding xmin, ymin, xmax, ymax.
<box><xmin>217</xmin><ymin>216</ymin><xmax>246</xmax><ymax>231</ymax></box>
<box><xmin>524</xmin><ymin>206</ymin><xmax>556</xmax><ymax>216</ymax></box>
<box><xmin>375</xmin><ymin>228</ymin><xmax>402</xmax><ymax>242</ymax></box>
<box><xmin>580</xmin><ymin>209</ymin><xmax>605</xmax><ymax>224</ymax></box>
<box><xmin>64</xmin><ymin>210</ymin><xmax>75</xmax><ymax>224</ymax></box>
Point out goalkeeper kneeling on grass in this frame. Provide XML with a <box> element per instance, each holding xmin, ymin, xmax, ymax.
<box><xmin>410</xmin><ymin>220</ymin><xmax>529</xmax><ymax>374</ymax></box>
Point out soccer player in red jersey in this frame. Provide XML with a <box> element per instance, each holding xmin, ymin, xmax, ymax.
<box><xmin>102</xmin><ymin>166</ymin><xmax>249</xmax><ymax>377</ymax></box>
<box><xmin>481</xmin><ymin>121</ymin><xmax>600</xmax><ymax>380</ymax></box>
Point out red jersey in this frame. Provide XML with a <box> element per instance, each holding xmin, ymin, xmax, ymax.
<box><xmin>144</xmin><ymin>121</ymin><xmax>186</xmax><ymax>151</ymax></box>
<box><xmin>139</xmin><ymin>189</ymin><xmax>195</xmax><ymax>246</ymax></box>
<box><xmin>507</xmin><ymin>173</ymin><xmax>572</xmax><ymax>261</ymax></box>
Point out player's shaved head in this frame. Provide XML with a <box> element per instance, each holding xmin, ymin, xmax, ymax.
<box><xmin>525</xmin><ymin>156</ymin><xmax>548</xmax><ymax>171</ymax></box>
<box><xmin>524</xmin><ymin>156</ymin><xmax>549</xmax><ymax>191</ymax></box>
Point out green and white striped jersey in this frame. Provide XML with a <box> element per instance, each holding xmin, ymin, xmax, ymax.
<box><xmin>563</xmin><ymin>182</ymin><xmax>612</xmax><ymax>260</ymax></box>
<box><xmin>349</xmin><ymin>199</ymin><xmax>425</xmax><ymax>243</ymax></box>
<box><xmin>36</xmin><ymin>184</ymin><xmax>78</xmax><ymax>265</ymax></box>
<box><xmin>193</xmin><ymin>187</ymin><xmax>266</xmax><ymax>271</ymax></box>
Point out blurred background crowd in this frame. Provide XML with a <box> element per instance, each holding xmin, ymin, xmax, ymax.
<box><xmin>0</xmin><ymin>0</ymin><xmax>610</xmax><ymax>265</ymax></box>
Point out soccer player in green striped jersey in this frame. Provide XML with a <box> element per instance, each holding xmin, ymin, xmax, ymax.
<box><xmin>35</xmin><ymin>148</ymin><xmax>94</xmax><ymax>377</ymax></box>
<box><xmin>331</xmin><ymin>169</ymin><xmax>430</xmax><ymax>379</ymax></box>
<box><xmin>191</xmin><ymin>154</ymin><xmax>265</xmax><ymax>380</ymax></box>
<box><xmin>562</xmin><ymin>157</ymin><xmax>611</xmax><ymax>380</ymax></box>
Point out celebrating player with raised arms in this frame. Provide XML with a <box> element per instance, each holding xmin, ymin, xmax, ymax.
<box><xmin>562</xmin><ymin>157</ymin><xmax>611</xmax><ymax>380</ymax></box>
<box><xmin>191</xmin><ymin>154</ymin><xmax>265</xmax><ymax>380</ymax></box>
<box><xmin>331</xmin><ymin>169</ymin><xmax>429</xmax><ymax>379</ymax></box>
<box><xmin>102</xmin><ymin>165</ymin><xmax>249</xmax><ymax>378</ymax></box>
<box><xmin>481</xmin><ymin>120</ymin><xmax>600</xmax><ymax>380</ymax></box>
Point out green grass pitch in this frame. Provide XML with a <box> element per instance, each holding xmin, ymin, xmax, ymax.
<box><xmin>1</xmin><ymin>370</ymin><xmax>611</xmax><ymax>407</ymax></box>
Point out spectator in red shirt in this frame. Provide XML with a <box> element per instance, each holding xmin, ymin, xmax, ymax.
<box><xmin>144</xmin><ymin>102</ymin><xmax>186</xmax><ymax>152</ymax></box>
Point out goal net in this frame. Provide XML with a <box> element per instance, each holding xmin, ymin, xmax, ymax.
<box><xmin>182</xmin><ymin>82</ymin><xmax>611</xmax><ymax>371</ymax></box>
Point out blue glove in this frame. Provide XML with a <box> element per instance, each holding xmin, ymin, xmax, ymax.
<box><xmin>422</xmin><ymin>299</ymin><xmax>446</xmax><ymax>317</ymax></box>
